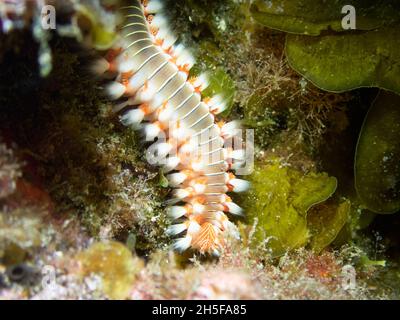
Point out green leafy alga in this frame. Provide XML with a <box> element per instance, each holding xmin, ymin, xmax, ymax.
<box><xmin>355</xmin><ymin>91</ymin><xmax>400</xmax><ymax>213</ymax></box>
<box><xmin>244</xmin><ymin>158</ymin><xmax>337</xmax><ymax>256</ymax></box>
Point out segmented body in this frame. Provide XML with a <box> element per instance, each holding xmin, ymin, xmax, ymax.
<box><xmin>100</xmin><ymin>0</ymin><xmax>248</xmax><ymax>255</ymax></box>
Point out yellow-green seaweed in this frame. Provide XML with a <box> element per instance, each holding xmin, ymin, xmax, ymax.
<box><xmin>251</xmin><ymin>0</ymin><xmax>400</xmax><ymax>36</ymax></box>
<box><xmin>244</xmin><ymin>158</ymin><xmax>337</xmax><ymax>256</ymax></box>
<box><xmin>308</xmin><ymin>199</ymin><xmax>351</xmax><ymax>254</ymax></box>
<box><xmin>76</xmin><ymin>241</ymin><xmax>144</xmax><ymax>299</ymax></box>
<box><xmin>355</xmin><ymin>91</ymin><xmax>400</xmax><ymax>214</ymax></box>
<box><xmin>285</xmin><ymin>27</ymin><xmax>400</xmax><ymax>95</ymax></box>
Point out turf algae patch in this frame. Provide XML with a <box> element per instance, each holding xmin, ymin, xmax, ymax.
<box><xmin>355</xmin><ymin>91</ymin><xmax>400</xmax><ymax>214</ymax></box>
<box><xmin>251</xmin><ymin>0</ymin><xmax>400</xmax><ymax>36</ymax></box>
<box><xmin>244</xmin><ymin>158</ymin><xmax>337</xmax><ymax>256</ymax></box>
<box><xmin>76</xmin><ymin>241</ymin><xmax>144</xmax><ymax>299</ymax></box>
<box><xmin>285</xmin><ymin>27</ymin><xmax>400</xmax><ymax>94</ymax></box>
<box><xmin>307</xmin><ymin>199</ymin><xmax>351</xmax><ymax>254</ymax></box>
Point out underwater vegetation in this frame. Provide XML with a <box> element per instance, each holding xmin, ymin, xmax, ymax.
<box><xmin>0</xmin><ymin>0</ymin><xmax>399</xmax><ymax>299</ymax></box>
<box><xmin>355</xmin><ymin>92</ymin><xmax>400</xmax><ymax>214</ymax></box>
<box><xmin>243</xmin><ymin>157</ymin><xmax>338</xmax><ymax>256</ymax></box>
<box><xmin>252</xmin><ymin>0</ymin><xmax>400</xmax><ymax>94</ymax></box>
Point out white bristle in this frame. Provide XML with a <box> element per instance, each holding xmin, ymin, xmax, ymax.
<box><xmin>172</xmin><ymin>236</ymin><xmax>192</xmax><ymax>252</ymax></box>
<box><xmin>124</xmin><ymin>94</ymin><xmax>145</xmax><ymax>107</ymax></box>
<box><xmin>155</xmin><ymin>27</ymin><xmax>169</xmax><ymax>41</ymax></box>
<box><xmin>162</xmin><ymin>34</ymin><xmax>178</xmax><ymax>50</ymax></box>
<box><xmin>151</xmin><ymin>14</ymin><xmax>167</xmax><ymax>29</ymax></box>
<box><xmin>128</xmin><ymin>69</ymin><xmax>151</xmax><ymax>93</ymax></box>
<box><xmin>225</xmin><ymin>202</ymin><xmax>243</xmax><ymax>215</ymax></box>
<box><xmin>208</xmin><ymin>94</ymin><xmax>224</xmax><ymax>107</ymax></box>
<box><xmin>135</xmin><ymin>81</ymin><xmax>158</xmax><ymax>102</ymax></box>
<box><xmin>118</xmin><ymin>59</ymin><xmax>137</xmax><ymax>73</ymax></box>
<box><xmin>174</xmin><ymin>188</ymin><xmax>190</xmax><ymax>199</ymax></box>
<box><xmin>229</xmin><ymin>178</ymin><xmax>250</xmax><ymax>192</ymax></box>
<box><xmin>144</xmin><ymin>123</ymin><xmax>161</xmax><ymax>141</ymax></box>
<box><xmin>158</xmin><ymin>105</ymin><xmax>174</xmax><ymax>123</ymax></box>
<box><xmin>120</xmin><ymin>109</ymin><xmax>145</xmax><ymax>127</ymax></box>
<box><xmin>176</xmin><ymin>49</ymin><xmax>195</xmax><ymax>69</ymax></box>
<box><xmin>166</xmin><ymin>223</ymin><xmax>187</xmax><ymax>236</ymax></box>
<box><xmin>179</xmin><ymin>141</ymin><xmax>195</xmax><ymax>155</ymax></box>
<box><xmin>155</xmin><ymin>142</ymin><xmax>172</xmax><ymax>158</ymax></box>
<box><xmin>192</xmin><ymin>203</ymin><xmax>205</xmax><ymax>214</ymax></box>
<box><xmin>171</xmin><ymin>126</ymin><xmax>191</xmax><ymax>141</ymax></box>
<box><xmin>178</xmin><ymin>71</ymin><xmax>189</xmax><ymax>82</ymax></box>
<box><xmin>146</xmin><ymin>0</ymin><xmax>163</xmax><ymax>13</ymax></box>
<box><xmin>167</xmin><ymin>206</ymin><xmax>187</xmax><ymax>220</ymax></box>
<box><xmin>191</xmin><ymin>161</ymin><xmax>204</xmax><ymax>172</ymax></box>
<box><xmin>193</xmin><ymin>73</ymin><xmax>209</xmax><ymax>90</ymax></box>
<box><xmin>172</xmin><ymin>43</ymin><xmax>185</xmax><ymax>57</ymax></box>
<box><xmin>187</xmin><ymin>221</ymin><xmax>201</xmax><ymax>235</ymax></box>
<box><xmin>106</xmin><ymin>81</ymin><xmax>125</xmax><ymax>100</ymax></box>
<box><xmin>147</xmin><ymin>94</ymin><xmax>164</xmax><ymax>113</ymax></box>
<box><xmin>211</xmin><ymin>102</ymin><xmax>227</xmax><ymax>114</ymax></box>
<box><xmin>163</xmin><ymin>156</ymin><xmax>180</xmax><ymax>172</ymax></box>
<box><xmin>222</xmin><ymin>172</ymin><xmax>230</xmax><ymax>183</ymax></box>
<box><xmin>91</xmin><ymin>58</ymin><xmax>109</xmax><ymax>75</ymax></box>
<box><xmin>192</xmin><ymin>183</ymin><xmax>206</xmax><ymax>194</ymax></box>
<box><xmin>221</xmin><ymin>120</ymin><xmax>241</xmax><ymax>138</ymax></box>
<box><xmin>213</xmin><ymin>211</ymin><xmax>227</xmax><ymax>227</ymax></box>
<box><xmin>167</xmin><ymin>172</ymin><xmax>187</xmax><ymax>186</ymax></box>
<box><xmin>208</xmin><ymin>95</ymin><xmax>227</xmax><ymax>114</ymax></box>
<box><xmin>186</xmin><ymin>56</ymin><xmax>195</xmax><ymax>70</ymax></box>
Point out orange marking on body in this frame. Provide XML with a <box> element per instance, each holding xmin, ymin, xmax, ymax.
<box><xmin>155</xmin><ymin>38</ymin><xmax>164</xmax><ymax>46</ymax></box>
<box><xmin>143</xmin><ymin>80</ymin><xmax>149</xmax><ymax>91</ymax></box>
<box><xmin>184</xmin><ymin>176</ymin><xmax>207</xmax><ymax>189</ymax></box>
<box><xmin>178</xmin><ymin>64</ymin><xmax>190</xmax><ymax>75</ymax></box>
<box><xmin>226</xmin><ymin>172</ymin><xmax>237</xmax><ymax>192</ymax></box>
<box><xmin>167</xmin><ymin>47</ymin><xmax>175</xmax><ymax>56</ymax></box>
<box><xmin>105</xmin><ymin>48</ymin><xmax>122</xmax><ymax>63</ymax></box>
<box><xmin>194</xmin><ymin>176</ymin><xmax>208</xmax><ymax>185</ymax></box>
<box><xmin>183</xmin><ymin>204</ymin><xmax>193</xmax><ymax>214</ymax></box>
<box><xmin>155</xmin><ymin>101</ymin><xmax>168</xmax><ymax>118</ymax></box>
<box><xmin>150</xmin><ymin>26</ymin><xmax>159</xmax><ymax>36</ymax></box>
<box><xmin>222</xmin><ymin>204</ymin><xmax>230</xmax><ymax>212</ymax></box>
<box><xmin>108</xmin><ymin>61</ymin><xmax>117</xmax><ymax>73</ymax></box>
<box><xmin>147</xmin><ymin>14</ymin><xmax>154</xmax><ymax>23</ymax></box>
<box><xmin>139</xmin><ymin>103</ymin><xmax>151</xmax><ymax>115</ymax></box>
<box><xmin>154</xmin><ymin>121</ymin><xmax>166</xmax><ymax>131</ymax></box>
<box><xmin>121</xmin><ymin>71</ymin><xmax>134</xmax><ymax>86</ymax></box>
<box><xmin>181</xmin><ymin>169</ymin><xmax>196</xmax><ymax>180</ymax></box>
<box><xmin>194</xmin><ymin>87</ymin><xmax>202</xmax><ymax>94</ymax></box>
<box><xmin>169</xmin><ymin>55</ymin><xmax>178</xmax><ymax>65</ymax></box>
<box><xmin>142</xmin><ymin>0</ymin><xmax>150</xmax><ymax>16</ymax></box>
